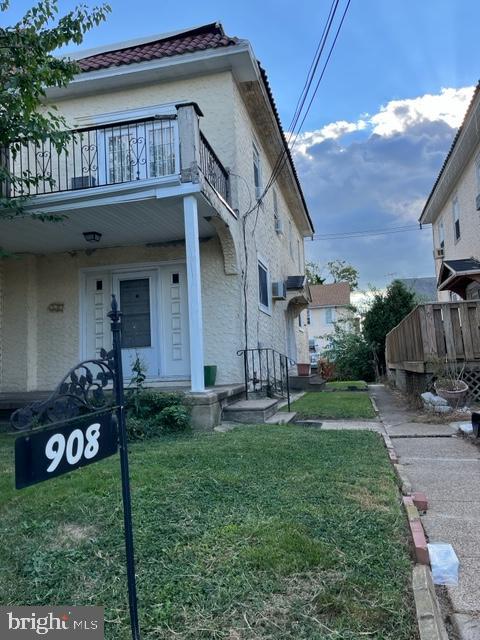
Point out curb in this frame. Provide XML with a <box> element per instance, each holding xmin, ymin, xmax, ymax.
<box><xmin>413</xmin><ymin>565</ymin><xmax>449</xmax><ymax>640</ymax></box>
<box><xmin>403</xmin><ymin>496</ymin><xmax>429</xmax><ymax>565</ymax></box>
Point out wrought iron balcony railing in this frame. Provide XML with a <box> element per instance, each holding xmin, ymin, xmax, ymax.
<box><xmin>3</xmin><ymin>116</ymin><xmax>178</xmax><ymax>198</ymax></box>
<box><xmin>2</xmin><ymin>113</ymin><xmax>231</xmax><ymax>206</ymax></box>
<box><xmin>199</xmin><ymin>131</ymin><xmax>229</xmax><ymax>203</ymax></box>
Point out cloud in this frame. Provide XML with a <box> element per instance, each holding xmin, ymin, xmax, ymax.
<box><xmin>294</xmin><ymin>86</ymin><xmax>475</xmax><ymax>288</ymax></box>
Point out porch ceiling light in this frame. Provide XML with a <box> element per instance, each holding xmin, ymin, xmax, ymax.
<box><xmin>83</xmin><ymin>231</ymin><xmax>102</xmax><ymax>243</ymax></box>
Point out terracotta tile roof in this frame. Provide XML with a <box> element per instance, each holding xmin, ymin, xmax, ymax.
<box><xmin>77</xmin><ymin>23</ymin><xmax>239</xmax><ymax>73</ymax></box>
<box><xmin>309</xmin><ymin>282</ymin><xmax>351</xmax><ymax>307</ymax></box>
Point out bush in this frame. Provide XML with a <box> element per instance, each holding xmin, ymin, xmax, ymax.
<box><xmin>126</xmin><ymin>390</ymin><xmax>190</xmax><ymax>440</ymax></box>
<box><xmin>324</xmin><ymin>325</ymin><xmax>375</xmax><ymax>382</ymax></box>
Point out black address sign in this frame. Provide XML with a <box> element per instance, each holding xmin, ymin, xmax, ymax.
<box><xmin>15</xmin><ymin>412</ymin><xmax>118</xmax><ymax>489</ymax></box>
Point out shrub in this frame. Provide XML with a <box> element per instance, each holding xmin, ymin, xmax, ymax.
<box><xmin>126</xmin><ymin>390</ymin><xmax>190</xmax><ymax>440</ymax></box>
<box><xmin>318</xmin><ymin>358</ymin><xmax>336</xmax><ymax>381</ymax></box>
<box><xmin>324</xmin><ymin>325</ymin><xmax>375</xmax><ymax>382</ymax></box>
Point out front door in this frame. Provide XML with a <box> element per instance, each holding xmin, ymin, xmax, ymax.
<box><xmin>83</xmin><ymin>265</ymin><xmax>190</xmax><ymax>381</ymax></box>
<box><xmin>112</xmin><ymin>271</ymin><xmax>159</xmax><ymax>380</ymax></box>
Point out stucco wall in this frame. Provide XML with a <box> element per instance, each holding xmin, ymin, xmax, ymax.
<box><xmin>0</xmin><ymin>238</ymin><xmax>243</xmax><ymax>391</ymax></box>
<box><xmin>432</xmin><ymin>140</ymin><xmax>480</xmax><ymax>301</ymax></box>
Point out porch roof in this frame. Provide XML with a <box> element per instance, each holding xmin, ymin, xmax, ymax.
<box><xmin>438</xmin><ymin>258</ymin><xmax>480</xmax><ymax>297</ymax></box>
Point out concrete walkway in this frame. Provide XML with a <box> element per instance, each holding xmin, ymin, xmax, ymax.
<box><xmin>370</xmin><ymin>384</ymin><xmax>480</xmax><ymax>639</ymax></box>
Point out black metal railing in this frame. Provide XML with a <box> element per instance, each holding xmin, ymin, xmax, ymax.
<box><xmin>199</xmin><ymin>131</ymin><xmax>230</xmax><ymax>203</ymax></box>
<box><xmin>237</xmin><ymin>348</ymin><xmax>295</xmax><ymax>411</ymax></box>
<box><xmin>3</xmin><ymin>116</ymin><xmax>178</xmax><ymax>198</ymax></box>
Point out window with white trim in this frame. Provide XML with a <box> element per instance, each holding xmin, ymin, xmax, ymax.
<box><xmin>325</xmin><ymin>307</ymin><xmax>336</xmax><ymax>324</ymax></box>
<box><xmin>298</xmin><ymin>313</ymin><xmax>303</xmax><ymax>328</ymax></box>
<box><xmin>288</xmin><ymin>220</ymin><xmax>294</xmax><ymax>259</ymax></box>
<box><xmin>307</xmin><ymin>309</ymin><xmax>311</xmax><ymax>325</ymax></box>
<box><xmin>476</xmin><ymin>153</ymin><xmax>480</xmax><ymax>191</ymax></box>
<box><xmin>453</xmin><ymin>195</ymin><xmax>460</xmax><ymax>241</ymax></box>
<box><xmin>253</xmin><ymin>142</ymin><xmax>262</xmax><ymax>200</ymax></box>
<box><xmin>258</xmin><ymin>258</ymin><xmax>271</xmax><ymax>313</ymax></box>
<box><xmin>438</xmin><ymin>220</ymin><xmax>445</xmax><ymax>249</ymax></box>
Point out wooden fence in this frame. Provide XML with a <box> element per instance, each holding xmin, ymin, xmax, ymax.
<box><xmin>386</xmin><ymin>301</ymin><xmax>480</xmax><ymax>372</ymax></box>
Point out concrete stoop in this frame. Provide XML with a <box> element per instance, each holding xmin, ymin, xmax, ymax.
<box><xmin>289</xmin><ymin>374</ymin><xmax>326</xmax><ymax>392</ymax></box>
<box><xmin>222</xmin><ymin>398</ymin><xmax>281</xmax><ymax>424</ymax></box>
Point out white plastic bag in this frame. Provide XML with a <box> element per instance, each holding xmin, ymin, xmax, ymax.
<box><xmin>427</xmin><ymin>543</ymin><xmax>459</xmax><ymax>585</ymax></box>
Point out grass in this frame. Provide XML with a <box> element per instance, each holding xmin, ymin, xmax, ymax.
<box><xmin>285</xmin><ymin>391</ymin><xmax>377</xmax><ymax>420</ymax></box>
<box><xmin>325</xmin><ymin>380</ymin><xmax>368</xmax><ymax>391</ymax></box>
<box><xmin>0</xmin><ymin>426</ymin><xmax>416</xmax><ymax>639</ymax></box>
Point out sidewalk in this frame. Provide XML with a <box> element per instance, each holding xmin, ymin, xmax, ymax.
<box><xmin>370</xmin><ymin>384</ymin><xmax>480</xmax><ymax>639</ymax></box>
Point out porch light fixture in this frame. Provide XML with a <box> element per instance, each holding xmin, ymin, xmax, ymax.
<box><xmin>83</xmin><ymin>231</ymin><xmax>102</xmax><ymax>243</ymax></box>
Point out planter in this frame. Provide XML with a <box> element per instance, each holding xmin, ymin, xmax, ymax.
<box><xmin>297</xmin><ymin>363</ymin><xmax>311</xmax><ymax>377</ymax></box>
<box><xmin>204</xmin><ymin>365</ymin><xmax>217</xmax><ymax>387</ymax></box>
<box><xmin>434</xmin><ymin>380</ymin><xmax>469</xmax><ymax>409</ymax></box>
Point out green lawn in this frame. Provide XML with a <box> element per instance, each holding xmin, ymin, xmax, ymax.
<box><xmin>325</xmin><ymin>380</ymin><xmax>368</xmax><ymax>391</ymax></box>
<box><xmin>0</xmin><ymin>426</ymin><xmax>415</xmax><ymax>639</ymax></box>
<box><xmin>286</xmin><ymin>391</ymin><xmax>377</xmax><ymax>420</ymax></box>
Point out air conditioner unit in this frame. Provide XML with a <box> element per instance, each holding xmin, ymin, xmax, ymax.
<box><xmin>272</xmin><ymin>281</ymin><xmax>287</xmax><ymax>300</ymax></box>
<box><xmin>476</xmin><ymin>193</ymin><xmax>480</xmax><ymax>211</ymax></box>
<box><xmin>71</xmin><ymin>175</ymin><xmax>97</xmax><ymax>190</ymax></box>
<box><xmin>434</xmin><ymin>247</ymin><xmax>444</xmax><ymax>259</ymax></box>
<box><xmin>274</xmin><ymin>217</ymin><xmax>284</xmax><ymax>236</ymax></box>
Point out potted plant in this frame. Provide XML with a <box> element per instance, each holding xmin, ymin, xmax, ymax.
<box><xmin>297</xmin><ymin>363</ymin><xmax>311</xmax><ymax>376</ymax></box>
<box><xmin>432</xmin><ymin>358</ymin><xmax>469</xmax><ymax>409</ymax></box>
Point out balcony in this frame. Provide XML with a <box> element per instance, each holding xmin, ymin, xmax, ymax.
<box><xmin>1</xmin><ymin>107</ymin><xmax>230</xmax><ymax>205</ymax></box>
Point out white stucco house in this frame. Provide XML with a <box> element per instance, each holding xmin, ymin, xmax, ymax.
<box><xmin>0</xmin><ymin>23</ymin><xmax>314</xmax><ymax>427</ymax></box>
<box><xmin>419</xmin><ymin>82</ymin><xmax>480</xmax><ymax>301</ymax></box>
<box><xmin>307</xmin><ymin>282</ymin><xmax>351</xmax><ymax>357</ymax></box>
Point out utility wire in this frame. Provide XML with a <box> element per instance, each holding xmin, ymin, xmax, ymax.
<box><xmin>259</xmin><ymin>0</ymin><xmax>352</xmax><ymax>204</ymax></box>
<box><xmin>311</xmin><ymin>226</ymin><xmax>424</xmax><ymax>240</ymax></box>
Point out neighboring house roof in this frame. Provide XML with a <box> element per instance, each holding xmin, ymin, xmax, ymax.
<box><xmin>437</xmin><ymin>258</ymin><xmax>480</xmax><ymax>297</ymax></box>
<box><xmin>77</xmin><ymin>23</ymin><xmax>239</xmax><ymax>72</ymax></box>
<box><xmin>73</xmin><ymin>23</ymin><xmax>314</xmax><ymax>235</ymax></box>
<box><xmin>398</xmin><ymin>277</ymin><xmax>437</xmax><ymax>301</ymax></box>
<box><xmin>420</xmin><ymin>81</ymin><xmax>480</xmax><ymax>224</ymax></box>
<box><xmin>309</xmin><ymin>282</ymin><xmax>351</xmax><ymax>308</ymax></box>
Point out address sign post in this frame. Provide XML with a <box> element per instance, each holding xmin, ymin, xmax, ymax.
<box><xmin>11</xmin><ymin>295</ymin><xmax>141</xmax><ymax>640</ymax></box>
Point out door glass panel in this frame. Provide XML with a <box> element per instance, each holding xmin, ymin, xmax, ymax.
<box><xmin>119</xmin><ymin>278</ymin><xmax>151</xmax><ymax>348</ymax></box>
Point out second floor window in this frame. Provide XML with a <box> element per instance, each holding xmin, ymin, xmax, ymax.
<box><xmin>253</xmin><ymin>143</ymin><xmax>262</xmax><ymax>199</ymax></box>
<box><xmin>439</xmin><ymin>220</ymin><xmax>445</xmax><ymax>249</ymax></box>
<box><xmin>325</xmin><ymin>307</ymin><xmax>336</xmax><ymax>324</ymax></box>
<box><xmin>453</xmin><ymin>196</ymin><xmax>460</xmax><ymax>241</ymax></box>
<box><xmin>307</xmin><ymin>309</ymin><xmax>311</xmax><ymax>325</ymax></box>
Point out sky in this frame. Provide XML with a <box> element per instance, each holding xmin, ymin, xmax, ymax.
<box><xmin>3</xmin><ymin>0</ymin><xmax>480</xmax><ymax>288</ymax></box>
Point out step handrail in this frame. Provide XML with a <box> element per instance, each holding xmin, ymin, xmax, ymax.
<box><xmin>236</xmin><ymin>348</ymin><xmax>296</xmax><ymax>411</ymax></box>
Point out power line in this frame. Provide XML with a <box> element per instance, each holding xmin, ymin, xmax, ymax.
<box><xmin>260</xmin><ymin>0</ymin><xmax>352</xmax><ymax>203</ymax></box>
<box><xmin>311</xmin><ymin>225</ymin><xmax>424</xmax><ymax>240</ymax></box>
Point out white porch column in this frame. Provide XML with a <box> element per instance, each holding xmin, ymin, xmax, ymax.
<box><xmin>183</xmin><ymin>194</ymin><xmax>205</xmax><ymax>392</ymax></box>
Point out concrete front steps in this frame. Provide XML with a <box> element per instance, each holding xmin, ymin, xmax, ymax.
<box><xmin>222</xmin><ymin>397</ymin><xmax>296</xmax><ymax>424</ymax></box>
<box><xmin>289</xmin><ymin>374</ymin><xmax>325</xmax><ymax>392</ymax></box>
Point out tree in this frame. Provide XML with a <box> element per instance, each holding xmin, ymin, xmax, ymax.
<box><xmin>323</xmin><ymin>322</ymin><xmax>375</xmax><ymax>382</ymax></box>
<box><xmin>305</xmin><ymin>260</ymin><xmax>325</xmax><ymax>285</ymax></box>
<box><xmin>0</xmin><ymin>0</ymin><xmax>110</xmax><ymax>218</ymax></box>
<box><xmin>327</xmin><ymin>259</ymin><xmax>359</xmax><ymax>290</ymax></box>
<box><xmin>363</xmin><ymin>279</ymin><xmax>417</xmax><ymax>375</ymax></box>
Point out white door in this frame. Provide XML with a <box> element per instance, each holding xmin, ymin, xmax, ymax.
<box><xmin>112</xmin><ymin>271</ymin><xmax>159</xmax><ymax>380</ymax></box>
<box><xmin>83</xmin><ymin>265</ymin><xmax>190</xmax><ymax>381</ymax></box>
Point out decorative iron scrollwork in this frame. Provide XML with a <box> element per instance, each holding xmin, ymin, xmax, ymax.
<box><xmin>10</xmin><ymin>348</ymin><xmax>117</xmax><ymax>431</ymax></box>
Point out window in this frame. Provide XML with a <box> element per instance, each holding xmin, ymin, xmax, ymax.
<box><xmin>288</xmin><ymin>220</ymin><xmax>294</xmax><ymax>259</ymax></box>
<box><xmin>258</xmin><ymin>259</ymin><xmax>270</xmax><ymax>313</ymax></box>
<box><xmin>438</xmin><ymin>220</ymin><xmax>445</xmax><ymax>249</ymax></box>
<box><xmin>273</xmin><ymin>189</ymin><xmax>279</xmax><ymax>219</ymax></box>
<box><xmin>253</xmin><ymin>143</ymin><xmax>262</xmax><ymax>199</ymax></box>
<box><xmin>297</xmin><ymin>239</ymin><xmax>302</xmax><ymax>270</ymax></box>
<box><xmin>476</xmin><ymin>153</ymin><xmax>480</xmax><ymax>191</ymax></box>
<box><xmin>307</xmin><ymin>309</ymin><xmax>311</xmax><ymax>325</ymax></box>
<box><xmin>453</xmin><ymin>196</ymin><xmax>460</xmax><ymax>241</ymax></box>
<box><xmin>325</xmin><ymin>307</ymin><xmax>336</xmax><ymax>324</ymax></box>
